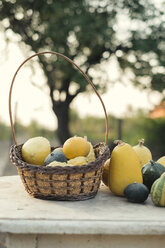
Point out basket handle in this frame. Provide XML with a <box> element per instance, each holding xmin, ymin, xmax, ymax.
<box><xmin>9</xmin><ymin>51</ymin><xmax>109</xmax><ymax>145</ymax></box>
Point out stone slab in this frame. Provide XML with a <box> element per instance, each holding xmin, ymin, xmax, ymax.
<box><xmin>37</xmin><ymin>234</ymin><xmax>165</xmax><ymax>248</ymax></box>
<box><xmin>5</xmin><ymin>234</ymin><xmax>165</xmax><ymax>248</ymax></box>
<box><xmin>0</xmin><ymin>176</ymin><xmax>165</xmax><ymax>235</ymax></box>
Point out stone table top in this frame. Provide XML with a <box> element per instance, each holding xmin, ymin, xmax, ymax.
<box><xmin>0</xmin><ymin>176</ymin><xmax>165</xmax><ymax>235</ymax></box>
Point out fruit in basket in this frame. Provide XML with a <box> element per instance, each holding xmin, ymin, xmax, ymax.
<box><xmin>46</xmin><ymin>161</ymin><xmax>68</xmax><ymax>167</ymax></box>
<box><xmin>151</xmin><ymin>172</ymin><xmax>165</xmax><ymax>207</ymax></box>
<box><xmin>109</xmin><ymin>140</ymin><xmax>143</xmax><ymax>196</ymax></box>
<box><xmin>22</xmin><ymin>136</ymin><xmax>50</xmax><ymax>165</ymax></box>
<box><xmin>133</xmin><ymin>139</ymin><xmax>152</xmax><ymax>168</ymax></box>
<box><xmin>87</xmin><ymin>142</ymin><xmax>96</xmax><ymax>163</ymax></box>
<box><xmin>157</xmin><ymin>156</ymin><xmax>165</xmax><ymax>167</ymax></box>
<box><xmin>141</xmin><ymin>160</ymin><xmax>165</xmax><ymax>191</ymax></box>
<box><xmin>102</xmin><ymin>158</ymin><xmax>110</xmax><ymax>187</ymax></box>
<box><xmin>44</xmin><ymin>147</ymin><xmax>67</xmax><ymax>165</ymax></box>
<box><xmin>124</xmin><ymin>183</ymin><xmax>149</xmax><ymax>203</ymax></box>
<box><xmin>63</xmin><ymin>136</ymin><xmax>90</xmax><ymax>159</ymax></box>
<box><xmin>68</xmin><ymin>156</ymin><xmax>87</xmax><ymax>166</ymax></box>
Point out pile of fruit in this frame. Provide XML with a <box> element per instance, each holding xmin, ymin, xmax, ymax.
<box><xmin>102</xmin><ymin>139</ymin><xmax>165</xmax><ymax>207</ymax></box>
<box><xmin>21</xmin><ymin>136</ymin><xmax>96</xmax><ymax>168</ymax></box>
<box><xmin>21</xmin><ymin>135</ymin><xmax>165</xmax><ymax>207</ymax></box>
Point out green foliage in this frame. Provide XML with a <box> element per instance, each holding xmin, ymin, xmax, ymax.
<box><xmin>122</xmin><ymin>110</ymin><xmax>148</xmax><ymax>145</ymax></box>
<box><xmin>27</xmin><ymin>121</ymin><xmax>57</xmax><ymax>141</ymax></box>
<box><xmin>1</xmin><ymin>108</ymin><xmax>165</xmax><ymax>159</ymax></box>
<box><xmin>141</xmin><ymin>118</ymin><xmax>165</xmax><ymax>159</ymax></box>
<box><xmin>0</xmin><ymin>121</ymin><xmax>10</xmax><ymax>140</ymax></box>
<box><xmin>70</xmin><ymin>109</ymin><xmax>121</xmax><ymax>143</ymax></box>
<box><xmin>122</xmin><ymin>110</ymin><xmax>165</xmax><ymax>159</ymax></box>
<box><xmin>70</xmin><ymin>108</ymin><xmax>165</xmax><ymax>160</ymax></box>
<box><xmin>0</xmin><ymin>120</ymin><xmax>56</xmax><ymax>142</ymax></box>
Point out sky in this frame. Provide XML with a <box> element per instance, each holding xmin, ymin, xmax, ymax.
<box><xmin>0</xmin><ymin>23</ymin><xmax>162</xmax><ymax>131</ymax></box>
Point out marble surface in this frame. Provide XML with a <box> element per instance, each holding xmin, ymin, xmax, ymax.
<box><xmin>0</xmin><ymin>175</ymin><xmax>164</xmax><ymax>235</ymax></box>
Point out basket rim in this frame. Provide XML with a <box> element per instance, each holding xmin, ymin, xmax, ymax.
<box><xmin>10</xmin><ymin>142</ymin><xmax>110</xmax><ymax>174</ymax></box>
<box><xmin>9</xmin><ymin>51</ymin><xmax>108</xmax><ymax>145</ymax></box>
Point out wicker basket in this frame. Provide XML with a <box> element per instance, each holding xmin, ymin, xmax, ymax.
<box><xmin>9</xmin><ymin>51</ymin><xmax>110</xmax><ymax>201</ymax></box>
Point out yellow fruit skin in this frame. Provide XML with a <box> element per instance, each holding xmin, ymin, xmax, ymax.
<box><xmin>63</xmin><ymin>137</ymin><xmax>90</xmax><ymax>159</ymax></box>
<box><xmin>87</xmin><ymin>142</ymin><xmax>96</xmax><ymax>163</ymax></box>
<box><xmin>68</xmin><ymin>156</ymin><xmax>87</xmax><ymax>166</ymax></box>
<box><xmin>109</xmin><ymin>143</ymin><xmax>143</xmax><ymax>196</ymax></box>
<box><xmin>102</xmin><ymin>158</ymin><xmax>110</xmax><ymax>187</ymax></box>
<box><xmin>47</xmin><ymin>161</ymin><xmax>67</xmax><ymax>167</ymax></box>
<box><xmin>22</xmin><ymin>137</ymin><xmax>50</xmax><ymax>166</ymax></box>
<box><xmin>157</xmin><ymin>156</ymin><xmax>165</xmax><ymax>167</ymax></box>
<box><xmin>133</xmin><ymin>145</ymin><xmax>152</xmax><ymax>168</ymax></box>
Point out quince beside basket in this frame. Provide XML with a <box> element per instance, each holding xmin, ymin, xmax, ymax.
<box><xmin>9</xmin><ymin>51</ymin><xmax>110</xmax><ymax>201</ymax></box>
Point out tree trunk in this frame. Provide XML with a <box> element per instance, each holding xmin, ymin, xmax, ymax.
<box><xmin>52</xmin><ymin>101</ymin><xmax>71</xmax><ymax>144</ymax></box>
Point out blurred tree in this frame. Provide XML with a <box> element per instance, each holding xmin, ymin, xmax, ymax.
<box><xmin>0</xmin><ymin>0</ymin><xmax>164</xmax><ymax>143</ymax></box>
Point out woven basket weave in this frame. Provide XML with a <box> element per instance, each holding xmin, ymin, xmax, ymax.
<box><xmin>9</xmin><ymin>51</ymin><xmax>110</xmax><ymax>201</ymax></box>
